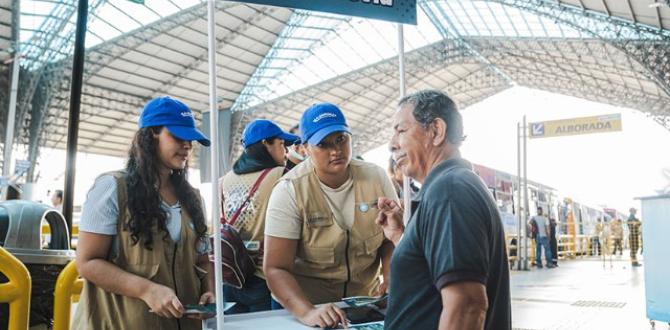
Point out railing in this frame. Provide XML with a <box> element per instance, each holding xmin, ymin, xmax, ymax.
<box><xmin>53</xmin><ymin>260</ymin><xmax>83</xmax><ymax>330</ymax></box>
<box><xmin>0</xmin><ymin>247</ymin><xmax>31</xmax><ymax>330</ymax></box>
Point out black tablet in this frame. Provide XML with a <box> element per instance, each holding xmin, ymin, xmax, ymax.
<box><xmin>342</xmin><ymin>306</ymin><xmax>385</xmax><ymax>325</ymax></box>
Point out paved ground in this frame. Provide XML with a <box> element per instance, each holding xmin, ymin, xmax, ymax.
<box><xmin>511</xmin><ymin>255</ymin><xmax>665</xmax><ymax>330</ymax></box>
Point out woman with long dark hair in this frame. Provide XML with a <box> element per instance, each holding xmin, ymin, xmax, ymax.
<box><xmin>74</xmin><ymin>96</ymin><xmax>214</xmax><ymax>329</ymax></box>
<box><xmin>219</xmin><ymin>119</ymin><xmax>298</xmax><ymax>313</ymax></box>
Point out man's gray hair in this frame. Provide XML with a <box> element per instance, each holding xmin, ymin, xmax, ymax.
<box><xmin>398</xmin><ymin>89</ymin><xmax>465</xmax><ymax>146</ymax></box>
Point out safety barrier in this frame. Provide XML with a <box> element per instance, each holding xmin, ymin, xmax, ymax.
<box><xmin>557</xmin><ymin>234</ymin><xmax>576</xmax><ymax>259</ymax></box>
<box><xmin>53</xmin><ymin>260</ymin><xmax>83</xmax><ymax>330</ymax></box>
<box><xmin>0</xmin><ymin>247</ymin><xmax>31</xmax><ymax>330</ymax></box>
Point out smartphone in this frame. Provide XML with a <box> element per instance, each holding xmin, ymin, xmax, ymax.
<box><xmin>342</xmin><ymin>306</ymin><xmax>385</xmax><ymax>325</ymax></box>
<box><xmin>342</xmin><ymin>293</ymin><xmax>388</xmax><ymax>308</ymax></box>
<box><xmin>184</xmin><ymin>303</ymin><xmax>216</xmax><ymax>315</ymax></box>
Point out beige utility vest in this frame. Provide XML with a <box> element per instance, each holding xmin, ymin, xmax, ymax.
<box><xmin>219</xmin><ymin>166</ymin><xmax>284</xmax><ymax>279</ymax></box>
<box><xmin>283</xmin><ymin>159</ymin><xmax>386</xmax><ymax>304</ymax></box>
<box><xmin>73</xmin><ymin>172</ymin><xmax>207</xmax><ymax>330</ymax></box>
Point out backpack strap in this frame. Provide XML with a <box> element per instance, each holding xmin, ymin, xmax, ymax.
<box><xmin>222</xmin><ymin>168</ymin><xmax>273</xmax><ymax>226</ymax></box>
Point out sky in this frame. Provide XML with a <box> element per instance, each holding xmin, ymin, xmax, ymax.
<box><xmin>20</xmin><ymin>86</ymin><xmax>670</xmax><ymax>220</ymax></box>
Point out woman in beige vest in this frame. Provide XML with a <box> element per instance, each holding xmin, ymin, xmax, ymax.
<box><xmin>74</xmin><ymin>97</ymin><xmax>214</xmax><ymax>329</ymax></box>
<box><xmin>220</xmin><ymin>119</ymin><xmax>298</xmax><ymax>313</ymax></box>
<box><xmin>264</xmin><ymin>103</ymin><xmax>397</xmax><ymax>328</ymax></box>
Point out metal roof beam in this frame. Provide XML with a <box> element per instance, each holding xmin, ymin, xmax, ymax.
<box><xmin>488</xmin><ymin>0</ymin><xmax>670</xmax><ymax>98</ymax></box>
<box><xmin>151</xmin><ymin>6</ymin><xmax>280</xmax><ymax>97</ymax></box>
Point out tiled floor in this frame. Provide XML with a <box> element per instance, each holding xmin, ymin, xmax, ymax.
<box><xmin>511</xmin><ymin>255</ymin><xmax>666</xmax><ymax>330</ymax></box>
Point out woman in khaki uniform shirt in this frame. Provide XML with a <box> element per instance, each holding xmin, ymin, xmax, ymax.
<box><xmin>264</xmin><ymin>103</ymin><xmax>397</xmax><ymax>328</ymax></box>
<box><xmin>74</xmin><ymin>97</ymin><xmax>215</xmax><ymax>329</ymax></box>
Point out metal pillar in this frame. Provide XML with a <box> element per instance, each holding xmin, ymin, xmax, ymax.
<box><xmin>516</xmin><ymin>119</ymin><xmax>530</xmax><ymax>271</ymax></box>
<box><xmin>62</xmin><ymin>0</ymin><xmax>88</xmax><ymax>240</ymax></box>
<box><xmin>206</xmin><ymin>0</ymin><xmax>225</xmax><ymax>327</ymax></box>
<box><xmin>3</xmin><ymin>0</ymin><xmax>20</xmax><ymax>177</ymax></box>
<box><xmin>516</xmin><ymin>122</ymin><xmax>522</xmax><ymax>270</ymax></box>
<box><xmin>522</xmin><ymin>115</ymin><xmax>530</xmax><ymax>270</ymax></box>
<box><xmin>398</xmin><ymin>23</ymin><xmax>412</xmax><ymax>223</ymax></box>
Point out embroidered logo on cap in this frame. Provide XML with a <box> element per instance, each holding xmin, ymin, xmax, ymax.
<box><xmin>313</xmin><ymin>113</ymin><xmax>337</xmax><ymax>123</ymax></box>
<box><xmin>181</xmin><ymin>112</ymin><xmax>193</xmax><ymax>117</ymax></box>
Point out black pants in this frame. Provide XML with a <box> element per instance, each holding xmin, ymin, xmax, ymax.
<box><xmin>612</xmin><ymin>238</ymin><xmax>623</xmax><ymax>255</ymax></box>
<box><xmin>550</xmin><ymin>235</ymin><xmax>558</xmax><ymax>264</ymax></box>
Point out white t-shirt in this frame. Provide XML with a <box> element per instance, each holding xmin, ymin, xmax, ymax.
<box><xmin>265</xmin><ymin>166</ymin><xmax>398</xmax><ymax>239</ymax></box>
<box><xmin>531</xmin><ymin>215</ymin><xmax>549</xmax><ymax>238</ymax></box>
<box><xmin>79</xmin><ymin>175</ymin><xmax>210</xmax><ymax>257</ymax></box>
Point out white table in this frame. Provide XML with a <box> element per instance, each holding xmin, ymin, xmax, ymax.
<box><xmin>203</xmin><ymin>304</ymin><xmax>385</xmax><ymax>330</ymax></box>
<box><xmin>203</xmin><ymin>309</ymin><xmax>313</xmax><ymax>329</ymax></box>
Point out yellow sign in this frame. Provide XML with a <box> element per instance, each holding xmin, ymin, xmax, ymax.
<box><xmin>529</xmin><ymin>114</ymin><xmax>622</xmax><ymax>139</ymax></box>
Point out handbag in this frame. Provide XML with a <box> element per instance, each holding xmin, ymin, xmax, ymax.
<box><xmin>211</xmin><ymin>168</ymin><xmax>272</xmax><ymax>289</ymax></box>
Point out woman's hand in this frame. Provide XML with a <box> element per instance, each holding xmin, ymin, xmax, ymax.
<box><xmin>186</xmin><ymin>291</ymin><xmax>216</xmax><ymax>320</ymax></box>
<box><xmin>377</xmin><ymin>279</ymin><xmax>389</xmax><ymax>296</ymax></box>
<box><xmin>298</xmin><ymin>303</ymin><xmax>348</xmax><ymax>328</ymax></box>
<box><xmin>141</xmin><ymin>283</ymin><xmax>184</xmax><ymax>318</ymax></box>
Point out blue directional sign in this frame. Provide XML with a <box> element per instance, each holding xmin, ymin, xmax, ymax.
<box><xmin>531</xmin><ymin>123</ymin><xmax>545</xmax><ymax>137</ymax></box>
<box><xmin>237</xmin><ymin>0</ymin><xmax>417</xmax><ymax>24</ymax></box>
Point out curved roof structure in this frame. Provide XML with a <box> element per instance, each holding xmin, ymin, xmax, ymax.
<box><xmin>2</xmin><ymin>0</ymin><xmax>669</xmax><ymax>172</ymax></box>
<box><xmin>0</xmin><ymin>0</ymin><xmax>11</xmax><ymax>63</ymax></box>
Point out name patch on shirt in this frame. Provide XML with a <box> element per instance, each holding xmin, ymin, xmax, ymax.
<box><xmin>307</xmin><ymin>213</ymin><xmax>333</xmax><ymax>227</ymax></box>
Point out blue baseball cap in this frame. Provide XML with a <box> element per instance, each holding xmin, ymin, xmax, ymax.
<box><xmin>242</xmin><ymin>119</ymin><xmax>300</xmax><ymax>148</ymax></box>
<box><xmin>139</xmin><ymin>96</ymin><xmax>211</xmax><ymax>146</ymax></box>
<box><xmin>300</xmin><ymin>103</ymin><xmax>350</xmax><ymax>145</ymax></box>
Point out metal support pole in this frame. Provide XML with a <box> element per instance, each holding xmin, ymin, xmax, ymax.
<box><xmin>207</xmin><ymin>0</ymin><xmax>224</xmax><ymax>328</ymax></box>
<box><xmin>3</xmin><ymin>0</ymin><xmax>20</xmax><ymax>177</ymax></box>
<box><xmin>398</xmin><ymin>24</ymin><xmax>406</xmax><ymax>98</ymax></box>
<box><xmin>398</xmin><ymin>24</ymin><xmax>412</xmax><ymax>223</ymax></box>
<box><xmin>62</xmin><ymin>0</ymin><xmax>88</xmax><ymax>239</ymax></box>
<box><xmin>522</xmin><ymin>115</ymin><xmax>530</xmax><ymax>270</ymax></box>
<box><xmin>516</xmin><ymin>122</ymin><xmax>522</xmax><ymax>271</ymax></box>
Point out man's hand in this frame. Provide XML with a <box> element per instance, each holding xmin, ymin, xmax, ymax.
<box><xmin>376</xmin><ymin>197</ymin><xmax>405</xmax><ymax>246</ymax></box>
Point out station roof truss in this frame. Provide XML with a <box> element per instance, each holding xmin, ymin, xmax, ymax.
<box><xmin>2</xmin><ymin>0</ymin><xmax>669</xmax><ymax>169</ymax></box>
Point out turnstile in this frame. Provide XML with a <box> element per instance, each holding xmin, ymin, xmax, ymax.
<box><xmin>0</xmin><ymin>200</ymin><xmax>75</xmax><ymax>328</ymax></box>
<box><xmin>638</xmin><ymin>194</ymin><xmax>670</xmax><ymax>328</ymax></box>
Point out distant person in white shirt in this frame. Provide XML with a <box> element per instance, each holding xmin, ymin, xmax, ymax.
<box><xmin>530</xmin><ymin>207</ymin><xmax>555</xmax><ymax>268</ymax></box>
<box><xmin>51</xmin><ymin>189</ymin><xmax>63</xmax><ymax>212</ymax></box>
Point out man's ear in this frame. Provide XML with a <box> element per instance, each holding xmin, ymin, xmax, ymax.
<box><xmin>430</xmin><ymin>118</ymin><xmax>448</xmax><ymax>146</ymax></box>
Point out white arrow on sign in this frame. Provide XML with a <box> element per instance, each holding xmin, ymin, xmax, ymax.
<box><xmin>531</xmin><ymin>123</ymin><xmax>544</xmax><ymax>136</ymax></box>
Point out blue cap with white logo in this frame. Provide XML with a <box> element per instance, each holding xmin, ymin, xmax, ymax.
<box><xmin>299</xmin><ymin>103</ymin><xmax>350</xmax><ymax>145</ymax></box>
<box><xmin>139</xmin><ymin>96</ymin><xmax>211</xmax><ymax>146</ymax></box>
<box><xmin>242</xmin><ymin>119</ymin><xmax>300</xmax><ymax>148</ymax></box>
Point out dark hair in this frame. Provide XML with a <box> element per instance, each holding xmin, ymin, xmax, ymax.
<box><xmin>289</xmin><ymin>124</ymin><xmax>300</xmax><ymax>135</ymax></box>
<box><xmin>388</xmin><ymin>157</ymin><xmax>397</xmax><ymax>174</ymax></box>
<box><xmin>55</xmin><ymin>190</ymin><xmax>63</xmax><ymax>200</ymax></box>
<box><xmin>288</xmin><ymin>124</ymin><xmax>305</xmax><ymax>145</ymax></box>
<box><xmin>125</xmin><ymin>126</ymin><xmax>208</xmax><ymax>250</ymax></box>
<box><xmin>244</xmin><ymin>137</ymin><xmax>281</xmax><ymax>166</ymax></box>
<box><xmin>6</xmin><ymin>184</ymin><xmax>20</xmax><ymax>200</ymax></box>
<box><xmin>398</xmin><ymin>90</ymin><xmax>464</xmax><ymax>146</ymax></box>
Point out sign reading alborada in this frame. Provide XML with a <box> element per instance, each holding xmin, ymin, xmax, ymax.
<box><xmin>529</xmin><ymin>114</ymin><xmax>622</xmax><ymax>139</ymax></box>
